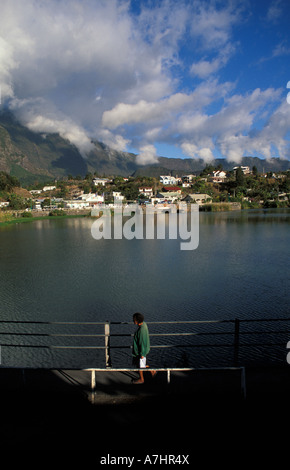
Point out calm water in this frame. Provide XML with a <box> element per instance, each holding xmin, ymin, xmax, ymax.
<box><xmin>0</xmin><ymin>209</ymin><xmax>289</xmax><ymax>368</ymax></box>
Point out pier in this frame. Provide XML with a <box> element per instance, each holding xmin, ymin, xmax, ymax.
<box><xmin>0</xmin><ymin>318</ymin><xmax>289</xmax><ymax>450</ymax></box>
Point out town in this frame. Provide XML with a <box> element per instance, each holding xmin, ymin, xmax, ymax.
<box><xmin>0</xmin><ymin>164</ymin><xmax>289</xmax><ymax>220</ymax></box>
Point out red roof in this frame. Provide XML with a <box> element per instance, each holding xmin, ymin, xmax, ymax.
<box><xmin>163</xmin><ymin>186</ymin><xmax>181</xmax><ymax>191</ymax></box>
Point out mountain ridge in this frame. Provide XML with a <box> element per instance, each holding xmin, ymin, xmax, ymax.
<box><xmin>0</xmin><ymin>110</ymin><xmax>289</xmax><ymax>184</ymax></box>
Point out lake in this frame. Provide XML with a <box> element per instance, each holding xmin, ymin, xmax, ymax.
<box><xmin>0</xmin><ymin>209</ymin><xmax>289</xmax><ymax>369</ymax></box>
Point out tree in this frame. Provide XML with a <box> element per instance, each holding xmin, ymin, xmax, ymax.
<box><xmin>7</xmin><ymin>194</ymin><xmax>29</xmax><ymax>210</ymax></box>
<box><xmin>0</xmin><ymin>172</ymin><xmax>20</xmax><ymax>192</ymax></box>
<box><xmin>235</xmin><ymin>167</ymin><xmax>245</xmax><ymax>186</ymax></box>
<box><xmin>252</xmin><ymin>165</ymin><xmax>258</xmax><ymax>177</ymax></box>
<box><xmin>41</xmin><ymin>198</ymin><xmax>51</xmax><ymax>209</ymax></box>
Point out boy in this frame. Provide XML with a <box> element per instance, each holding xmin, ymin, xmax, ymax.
<box><xmin>132</xmin><ymin>312</ymin><xmax>156</xmax><ymax>384</ymax></box>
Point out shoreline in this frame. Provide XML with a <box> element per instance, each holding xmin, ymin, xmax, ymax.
<box><xmin>1</xmin><ymin>204</ymin><xmax>289</xmax><ymax>227</ymax></box>
<box><xmin>0</xmin><ymin>211</ymin><xmax>90</xmax><ymax>227</ymax></box>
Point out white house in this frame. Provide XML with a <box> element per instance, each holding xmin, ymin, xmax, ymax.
<box><xmin>233</xmin><ymin>166</ymin><xmax>250</xmax><ymax>175</ymax></box>
<box><xmin>112</xmin><ymin>191</ymin><xmax>125</xmax><ymax>202</ymax></box>
<box><xmin>30</xmin><ymin>190</ymin><xmax>42</xmax><ymax>195</ymax></box>
<box><xmin>139</xmin><ymin>187</ymin><xmax>153</xmax><ymax>198</ymax></box>
<box><xmin>65</xmin><ymin>193</ymin><xmax>104</xmax><ymax>209</ymax></box>
<box><xmin>93</xmin><ymin>177</ymin><xmax>110</xmax><ymax>186</ymax></box>
<box><xmin>210</xmin><ymin>170</ymin><xmax>227</xmax><ymax>183</ymax></box>
<box><xmin>43</xmin><ymin>186</ymin><xmax>56</xmax><ymax>191</ymax></box>
<box><xmin>160</xmin><ymin>175</ymin><xmax>178</xmax><ymax>185</ymax></box>
<box><xmin>34</xmin><ymin>198</ymin><xmax>45</xmax><ymax>210</ymax></box>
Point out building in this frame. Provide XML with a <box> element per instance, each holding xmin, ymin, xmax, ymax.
<box><xmin>210</xmin><ymin>170</ymin><xmax>227</xmax><ymax>183</ymax></box>
<box><xmin>34</xmin><ymin>198</ymin><xmax>45</xmax><ymax>210</ymax></box>
<box><xmin>153</xmin><ymin>191</ymin><xmax>182</xmax><ymax>203</ymax></box>
<box><xmin>162</xmin><ymin>186</ymin><xmax>182</xmax><ymax>194</ymax></box>
<box><xmin>182</xmin><ymin>193</ymin><xmax>212</xmax><ymax>204</ymax></box>
<box><xmin>139</xmin><ymin>187</ymin><xmax>153</xmax><ymax>198</ymax></box>
<box><xmin>160</xmin><ymin>175</ymin><xmax>178</xmax><ymax>185</ymax></box>
<box><xmin>112</xmin><ymin>191</ymin><xmax>125</xmax><ymax>202</ymax></box>
<box><xmin>65</xmin><ymin>193</ymin><xmax>104</xmax><ymax>209</ymax></box>
<box><xmin>233</xmin><ymin>166</ymin><xmax>251</xmax><ymax>175</ymax></box>
<box><xmin>43</xmin><ymin>186</ymin><xmax>56</xmax><ymax>191</ymax></box>
<box><xmin>93</xmin><ymin>177</ymin><xmax>110</xmax><ymax>186</ymax></box>
<box><xmin>182</xmin><ymin>174</ymin><xmax>196</xmax><ymax>183</ymax></box>
<box><xmin>30</xmin><ymin>190</ymin><xmax>42</xmax><ymax>195</ymax></box>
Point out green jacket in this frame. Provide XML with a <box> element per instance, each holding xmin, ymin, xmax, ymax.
<box><xmin>132</xmin><ymin>322</ymin><xmax>150</xmax><ymax>357</ymax></box>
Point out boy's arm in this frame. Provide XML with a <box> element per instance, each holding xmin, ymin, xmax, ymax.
<box><xmin>139</xmin><ymin>328</ymin><xmax>148</xmax><ymax>357</ymax></box>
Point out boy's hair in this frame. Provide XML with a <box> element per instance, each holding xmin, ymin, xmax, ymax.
<box><xmin>133</xmin><ymin>312</ymin><xmax>144</xmax><ymax>324</ymax></box>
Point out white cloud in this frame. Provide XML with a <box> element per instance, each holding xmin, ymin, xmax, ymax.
<box><xmin>179</xmin><ymin>87</ymin><xmax>284</xmax><ymax>163</ymax></box>
<box><xmin>0</xmin><ymin>0</ymin><xmax>288</xmax><ymax>166</ymax></box>
<box><xmin>0</xmin><ymin>37</ymin><xmax>17</xmax><ymax>100</ymax></box>
<box><xmin>102</xmin><ymin>92</ymin><xmax>194</xmax><ymax>129</ymax></box>
<box><xmin>97</xmin><ymin>129</ymin><xmax>130</xmax><ymax>152</ymax></box>
<box><xmin>9</xmin><ymin>96</ymin><xmax>95</xmax><ymax>156</ymax></box>
<box><xmin>190</xmin><ymin>44</ymin><xmax>235</xmax><ymax>78</ymax></box>
<box><xmin>181</xmin><ymin>142</ymin><xmax>214</xmax><ymax>163</ymax></box>
<box><xmin>266</xmin><ymin>0</ymin><xmax>283</xmax><ymax>22</ymax></box>
<box><xmin>0</xmin><ymin>0</ymin><xmax>180</xmax><ymax>155</ymax></box>
<box><xmin>190</xmin><ymin>1</ymin><xmax>243</xmax><ymax>50</ymax></box>
<box><xmin>136</xmin><ymin>145</ymin><xmax>159</xmax><ymax>165</ymax></box>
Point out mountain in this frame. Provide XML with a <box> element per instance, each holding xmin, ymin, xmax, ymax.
<box><xmin>133</xmin><ymin>155</ymin><xmax>290</xmax><ymax>177</ymax></box>
<box><xmin>0</xmin><ymin>111</ymin><xmax>139</xmax><ymax>184</ymax></box>
<box><xmin>0</xmin><ymin>110</ymin><xmax>289</xmax><ymax>184</ymax></box>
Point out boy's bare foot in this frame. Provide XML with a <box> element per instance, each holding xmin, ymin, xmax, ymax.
<box><xmin>132</xmin><ymin>378</ymin><xmax>144</xmax><ymax>384</ymax></box>
<box><xmin>151</xmin><ymin>371</ymin><xmax>157</xmax><ymax>378</ymax></box>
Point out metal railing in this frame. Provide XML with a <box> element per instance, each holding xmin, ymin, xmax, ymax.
<box><xmin>0</xmin><ymin>317</ymin><xmax>289</xmax><ymax>367</ymax></box>
<box><xmin>0</xmin><ymin>317</ymin><xmax>289</xmax><ymax>400</ymax></box>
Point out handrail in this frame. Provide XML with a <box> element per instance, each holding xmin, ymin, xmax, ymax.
<box><xmin>0</xmin><ymin>365</ymin><xmax>247</xmax><ymax>401</ymax></box>
<box><xmin>86</xmin><ymin>365</ymin><xmax>247</xmax><ymax>399</ymax></box>
<box><xmin>0</xmin><ymin>317</ymin><xmax>289</xmax><ymax>369</ymax></box>
<box><xmin>1</xmin><ymin>318</ymin><xmax>288</xmax><ymax>401</ymax></box>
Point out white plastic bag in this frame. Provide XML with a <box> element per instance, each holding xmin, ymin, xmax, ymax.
<box><xmin>140</xmin><ymin>357</ymin><xmax>146</xmax><ymax>368</ymax></box>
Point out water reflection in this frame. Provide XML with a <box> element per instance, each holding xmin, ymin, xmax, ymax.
<box><xmin>200</xmin><ymin>208</ymin><xmax>290</xmax><ymax>225</ymax></box>
<box><xmin>0</xmin><ymin>209</ymin><xmax>289</xmax><ymax>367</ymax></box>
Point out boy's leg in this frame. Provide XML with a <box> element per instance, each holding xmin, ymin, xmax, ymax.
<box><xmin>133</xmin><ymin>370</ymin><xmax>144</xmax><ymax>384</ymax></box>
<box><xmin>146</xmin><ymin>361</ymin><xmax>157</xmax><ymax>378</ymax></box>
<box><xmin>132</xmin><ymin>356</ymin><xmax>145</xmax><ymax>384</ymax></box>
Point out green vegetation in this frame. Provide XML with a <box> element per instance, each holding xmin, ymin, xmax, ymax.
<box><xmin>21</xmin><ymin>211</ymin><xmax>33</xmax><ymax>218</ymax></box>
<box><xmin>200</xmin><ymin>203</ymin><xmax>233</xmax><ymax>212</ymax></box>
<box><xmin>0</xmin><ymin>165</ymin><xmax>289</xmax><ymax>226</ymax></box>
<box><xmin>49</xmin><ymin>209</ymin><xmax>66</xmax><ymax>217</ymax></box>
<box><xmin>199</xmin><ymin>164</ymin><xmax>290</xmax><ymax>209</ymax></box>
<box><xmin>0</xmin><ymin>171</ymin><xmax>20</xmax><ymax>192</ymax></box>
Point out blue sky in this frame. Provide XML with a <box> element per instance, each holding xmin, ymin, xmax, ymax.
<box><xmin>0</xmin><ymin>0</ymin><xmax>289</xmax><ymax>165</ymax></box>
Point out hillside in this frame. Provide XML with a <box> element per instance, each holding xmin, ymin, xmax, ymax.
<box><xmin>133</xmin><ymin>156</ymin><xmax>290</xmax><ymax>177</ymax></box>
<box><xmin>0</xmin><ymin>110</ymin><xmax>289</xmax><ymax>184</ymax></box>
<box><xmin>0</xmin><ymin>111</ymin><xmax>87</xmax><ymax>183</ymax></box>
<box><xmin>0</xmin><ymin>111</ymin><xmax>140</xmax><ymax>183</ymax></box>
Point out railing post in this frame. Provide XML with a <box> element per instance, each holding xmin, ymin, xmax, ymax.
<box><xmin>234</xmin><ymin>318</ymin><xmax>240</xmax><ymax>366</ymax></box>
<box><xmin>240</xmin><ymin>367</ymin><xmax>246</xmax><ymax>399</ymax></box>
<box><xmin>91</xmin><ymin>370</ymin><xmax>96</xmax><ymax>404</ymax></box>
<box><xmin>105</xmin><ymin>321</ymin><xmax>111</xmax><ymax>368</ymax></box>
